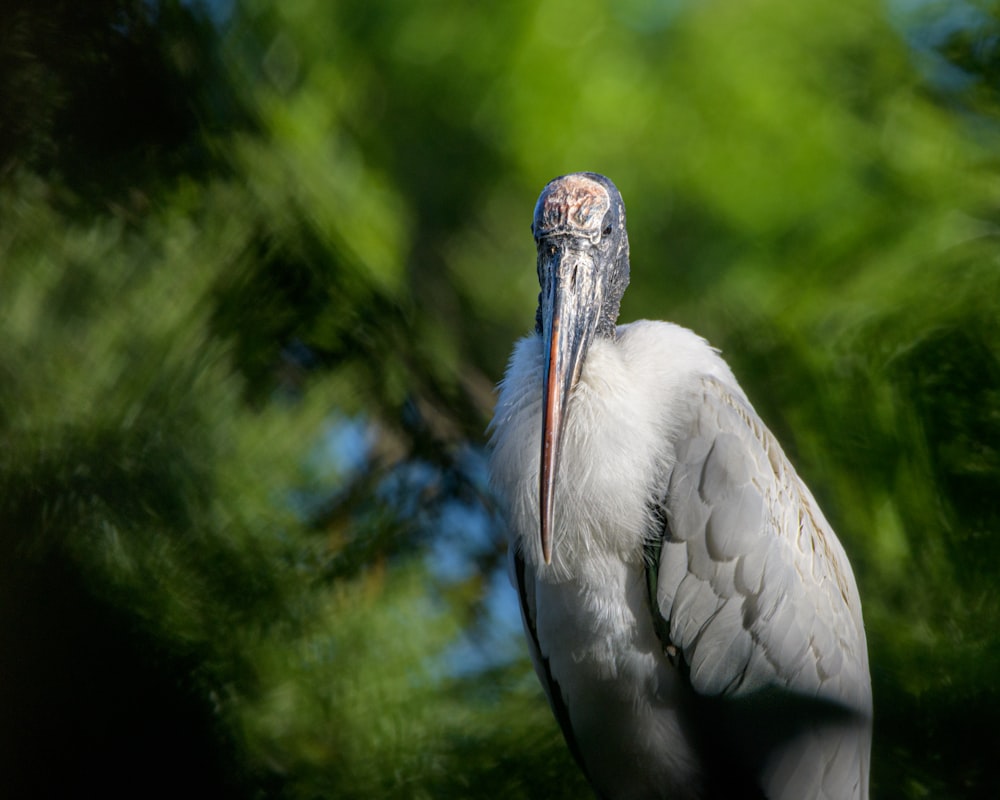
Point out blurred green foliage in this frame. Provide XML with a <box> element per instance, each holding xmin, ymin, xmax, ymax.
<box><xmin>1</xmin><ymin>0</ymin><xmax>998</xmax><ymax>797</ymax></box>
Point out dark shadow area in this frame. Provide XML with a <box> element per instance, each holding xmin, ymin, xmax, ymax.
<box><xmin>0</xmin><ymin>548</ymin><xmax>247</xmax><ymax>798</ymax></box>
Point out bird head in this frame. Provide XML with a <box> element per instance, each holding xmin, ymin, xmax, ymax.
<box><xmin>532</xmin><ymin>172</ymin><xmax>630</xmax><ymax>564</ymax></box>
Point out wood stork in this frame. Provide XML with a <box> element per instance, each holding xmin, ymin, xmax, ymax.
<box><xmin>488</xmin><ymin>173</ymin><xmax>872</xmax><ymax>799</ymax></box>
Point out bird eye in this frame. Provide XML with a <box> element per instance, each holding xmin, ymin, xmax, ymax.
<box><xmin>603</xmin><ymin>224</ymin><xmax>612</xmax><ymax>236</ymax></box>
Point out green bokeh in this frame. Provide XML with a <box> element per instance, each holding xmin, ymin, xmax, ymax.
<box><xmin>1</xmin><ymin>0</ymin><xmax>998</xmax><ymax>797</ymax></box>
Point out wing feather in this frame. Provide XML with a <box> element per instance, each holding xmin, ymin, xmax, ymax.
<box><xmin>511</xmin><ymin>549</ymin><xmax>597</xmax><ymax>787</ymax></box>
<box><xmin>706</xmin><ymin>481</ymin><xmax>765</xmax><ymax>560</ymax></box>
<box><xmin>687</xmin><ymin>595</ymin><xmax>752</xmax><ymax>695</ymax></box>
<box><xmin>653</xmin><ymin>375</ymin><xmax>872</xmax><ymax>799</ymax></box>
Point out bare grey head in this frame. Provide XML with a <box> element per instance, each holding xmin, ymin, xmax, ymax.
<box><xmin>532</xmin><ymin>172</ymin><xmax>631</xmax><ymax>337</ymax></box>
<box><xmin>531</xmin><ymin>172</ymin><xmax>631</xmax><ymax>564</ymax></box>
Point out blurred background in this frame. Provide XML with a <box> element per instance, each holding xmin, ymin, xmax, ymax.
<box><xmin>1</xmin><ymin>0</ymin><xmax>998</xmax><ymax>797</ymax></box>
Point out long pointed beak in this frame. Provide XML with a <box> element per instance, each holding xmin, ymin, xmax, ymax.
<box><xmin>539</xmin><ymin>244</ymin><xmax>600</xmax><ymax>564</ymax></box>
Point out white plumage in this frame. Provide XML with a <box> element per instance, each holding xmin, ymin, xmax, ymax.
<box><xmin>488</xmin><ymin>174</ymin><xmax>871</xmax><ymax>800</ymax></box>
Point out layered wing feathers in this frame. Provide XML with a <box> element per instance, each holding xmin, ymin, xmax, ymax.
<box><xmin>654</xmin><ymin>376</ymin><xmax>872</xmax><ymax>799</ymax></box>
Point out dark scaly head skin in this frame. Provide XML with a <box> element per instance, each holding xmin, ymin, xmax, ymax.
<box><xmin>531</xmin><ymin>173</ymin><xmax>631</xmax><ymax>563</ymax></box>
<box><xmin>532</xmin><ymin>172</ymin><xmax>630</xmax><ymax>338</ymax></box>
<box><xmin>534</xmin><ymin>173</ymin><xmax>611</xmax><ymax>236</ymax></box>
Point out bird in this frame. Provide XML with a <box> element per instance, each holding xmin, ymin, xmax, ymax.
<box><xmin>488</xmin><ymin>173</ymin><xmax>872</xmax><ymax>799</ymax></box>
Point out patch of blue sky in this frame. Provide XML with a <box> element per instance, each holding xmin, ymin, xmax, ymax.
<box><xmin>316</xmin><ymin>414</ymin><xmax>373</xmax><ymax>478</ymax></box>
<box><xmin>442</xmin><ymin>561</ymin><xmax>527</xmax><ymax>678</ymax></box>
<box><xmin>427</xmin><ymin>499</ymin><xmax>494</xmax><ymax>583</ymax></box>
<box><xmin>886</xmin><ymin>0</ymin><xmax>994</xmax><ymax>93</ymax></box>
<box><xmin>287</xmin><ymin>413</ymin><xmax>373</xmax><ymax>520</ymax></box>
